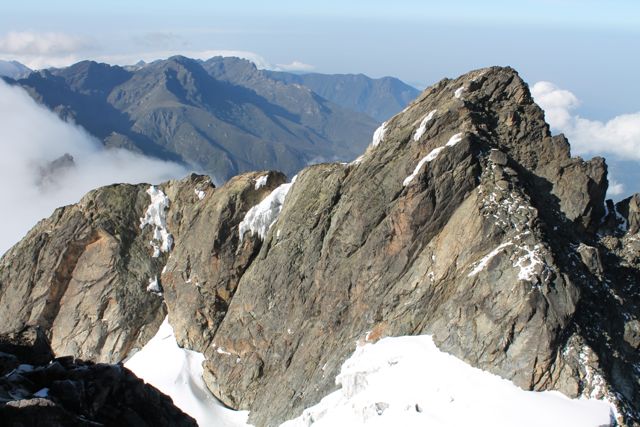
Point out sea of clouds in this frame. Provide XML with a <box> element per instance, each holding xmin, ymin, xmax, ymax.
<box><xmin>0</xmin><ymin>80</ymin><xmax>188</xmax><ymax>254</ymax></box>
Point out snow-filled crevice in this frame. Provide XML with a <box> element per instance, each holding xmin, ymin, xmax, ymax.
<box><xmin>468</xmin><ymin>241</ymin><xmax>514</xmax><ymax>277</ymax></box>
<box><xmin>140</xmin><ymin>186</ymin><xmax>173</xmax><ymax>257</ymax></box>
<box><xmin>281</xmin><ymin>336</ymin><xmax>615</xmax><ymax>427</ymax></box>
<box><xmin>239</xmin><ymin>176</ymin><xmax>297</xmax><ymax>242</ymax></box>
<box><xmin>146</xmin><ymin>276</ymin><xmax>162</xmax><ymax>295</ymax></box>
<box><xmin>403</xmin><ymin>133</ymin><xmax>464</xmax><ymax>186</ymax></box>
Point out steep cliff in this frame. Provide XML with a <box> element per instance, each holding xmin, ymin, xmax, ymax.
<box><xmin>0</xmin><ymin>66</ymin><xmax>638</xmax><ymax>426</ymax></box>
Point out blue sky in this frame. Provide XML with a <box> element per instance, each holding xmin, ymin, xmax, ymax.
<box><xmin>1</xmin><ymin>0</ymin><xmax>639</xmax><ymax>196</ymax></box>
<box><xmin>1</xmin><ymin>1</ymin><xmax>638</xmax><ymax>114</ymax></box>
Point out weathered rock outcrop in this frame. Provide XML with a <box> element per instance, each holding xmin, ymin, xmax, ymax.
<box><xmin>0</xmin><ymin>184</ymin><xmax>167</xmax><ymax>362</ymax></box>
<box><xmin>0</xmin><ymin>326</ymin><xmax>196</xmax><ymax>426</ymax></box>
<box><xmin>0</xmin><ymin>66</ymin><xmax>638</xmax><ymax>426</ymax></box>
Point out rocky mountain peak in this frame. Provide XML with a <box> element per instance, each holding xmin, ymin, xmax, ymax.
<box><xmin>0</xmin><ymin>66</ymin><xmax>637</xmax><ymax>426</ymax></box>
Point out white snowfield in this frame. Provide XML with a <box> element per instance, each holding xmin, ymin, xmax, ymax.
<box><xmin>126</xmin><ymin>320</ymin><xmax>614</xmax><ymax>427</ymax></box>
<box><xmin>282</xmin><ymin>335</ymin><xmax>614</xmax><ymax>427</ymax></box>
<box><xmin>140</xmin><ymin>186</ymin><xmax>173</xmax><ymax>257</ymax></box>
<box><xmin>239</xmin><ymin>176</ymin><xmax>296</xmax><ymax>241</ymax></box>
<box><xmin>125</xmin><ymin>317</ymin><xmax>251</xmax><ymax>427</ymax></box>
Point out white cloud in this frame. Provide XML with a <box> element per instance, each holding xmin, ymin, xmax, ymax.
<box><xmin>275</xmin><ymin>61</ymin><xmax>315</xmax><ymax>72</ymax></box>
<box><xmin>0</xmin><ymin>31</ymin><xmax>313</xmax><ymax>74</ymax></box>
<box><xmin>0</xmin><ymin>31</ymin><xmax>95</xmax><ymax>69</ymax></box>
<box><xmin>0</xmin><ymin>31</ymin><xmax>90</xmax><ymax>55</ymax></box>
<box><xmin>0</xmin><ymin>80</ymin><xmax>188</xmax><ymax>255</ymax></box>
<box><xmin>531</xmin><ymin>81</ymin><xmax>640</xmax><ymax>160</ymax></box>
<box><xmin>607</xmin><ymin>178</ymin><xmax>625</xmax><ymax>197</ymax></box>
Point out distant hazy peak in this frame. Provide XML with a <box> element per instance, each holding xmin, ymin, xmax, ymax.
<box><xmin>0</xmin><ymin>59</ymin><xmax>32</xmax><ymax>79</ymax></box>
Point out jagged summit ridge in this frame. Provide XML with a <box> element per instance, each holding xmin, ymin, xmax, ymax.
<box><xmin>0</xmin><ymin>66</ymin><xmax>638</xmax><ymax>426</ymax></box>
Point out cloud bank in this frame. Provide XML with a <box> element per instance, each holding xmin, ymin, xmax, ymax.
<box><xmin>0</xmin><ymin>31</ymin><xmax>90</xmax><ymax>55</ymax></box>
<box><xmin>532</xmin><ymin>81</ymin><xmax>640</xmax><ymax>161</ymax></box>
<box><xmin>0</xmin><ymin>80</ymin><xmax>188</xmax><ymax>255</ymax></box>
<box><xmin>0</xmin><ymin>31</ymin><xmax>95</xmax><ymax>69</ymax></box>
<box><xmin>0</xmin><ymin>31</ymin><xmax>314</xmax><ymax>73</ymax></box>
<box><xmin>532</xmin><ymin>81</ymin><xmax>640</xmax><ymax>198</ymax></box>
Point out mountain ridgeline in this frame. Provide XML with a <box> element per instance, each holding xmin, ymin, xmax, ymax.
<box><xmin>3</xmin><ymin>56</ymin><xmax>419</xmax><ymax>181</ymax></box>
<box><xmin>265</xmin><ymin>69</ymin><xmax>421</xmax><ymax>122</ymax></box>
<box><xmin>0</xmin><ymin>67</ymin><xmax>638</xmax><ymax>426</ymax></box>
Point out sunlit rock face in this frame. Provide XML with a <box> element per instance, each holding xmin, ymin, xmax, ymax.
<box><xmin>1</xmin><ymin>66</ymin><xmax>638</xmax><ymax>426</ymax></box>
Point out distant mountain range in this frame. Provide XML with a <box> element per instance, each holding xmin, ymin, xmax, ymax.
<box><xmin>265</xmin><ymin>69</ymin><xmax>420</xmax><ymax>122</ymax></box>
<box><xmin>3</xmin><ymin>56</ymin><xmax>419</xmax><ymax>180</ymax></box>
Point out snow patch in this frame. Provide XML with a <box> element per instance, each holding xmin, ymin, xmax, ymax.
<box><xmin>371</xmin><ymin>122</ymin><xmax>387</xmax><ymax>148</ymax></box>
<box><xmin>445</xmin><ymin>132</ymin><xmax>463</xmax><ymax>147</ymax></box>
<box><xmin>125</xmin><ymin>317</ymin><xmax>251</xmax><ymax>427</ymax></box>
<box><xmin>403</xmin><ymin>133</ymin><xmax>464</xmax><ymax>186</ymax></box>
<box><xmin>403</xmin><ymin>149</ymin><xmax>440</xmax><ymax>186</ymax></box>
<box><xmin>282</xmin><ymin>335</ymin><xmax>614</xmax><ymax>427</ymax></box>
<box><xmin>216</xmin><ymin>346</ymin><xmax>233</xmax><ymax>356</ymax></box>
<box><xmin>195</xmin><ymin>189</ymin><xmax>206</xmax><ymax>200</ymax></box>
<box><xmin>513</xmin><ymin>244</ymin><xmax>544</xmax><ymax>282</ymax></box>
<box><xmin>140</xmin><ymin>186</ymin><xmax>172</xmax><ymax>257</ymax></box>
<box><xmin>254</xmin><ymin>174</ymin><xmax>269</xmax><ymax>190</ymax></box>
<box><xmin>579</xmin><ymin>346</ymin><xmax>608</xmax><ymax>400</ymax></box>
<box><xmin>146</xmin><ymin>276</ymin><xmax>162</xmax><ymax>294</ymax></box>
<box><xmin>413</xmin><ymin>110</ymin><xmax>437</xmax><ymax>142</ymax></box>
<box><xmin>239</xmin><ymin>176</ymin><xmax>296</xmax><ymax>241</ymax></box>
<box><xmin>468</xmin><ymin>241</ymin><xmax>514</xmax><ymax>277</ymax></box>
<box><xmin>349</xmin><ymin>155</ymin><xmax>364</xmax><ymax>166</ymax></box>
<box><xmin>454</xmin><ymin>86</ymin><xmax>466</xmax><ymax>99</ymax></box>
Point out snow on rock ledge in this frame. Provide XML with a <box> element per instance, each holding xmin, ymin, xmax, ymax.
<box><xmin>403</xmin><ymin>133</ymin><xmax>464</xmax><ymax>186</ymax></box>
<box><xmin>370</xmin><ymin>122</ymin><xmax>387</xmax><ymax>148</ymax></box>
<box><xmin>239</xmin><ymin>177</ymin><xmax>296</xmax><ymax>242</ymax></box>
<box><xmin>281</xmin><ymin>335</ymin><xmax>614</xmax><ymax>427</ymax></box>
<box><xmin>140</xmin><ymin>185</ymin><xmax>172</xmax><ymax>257</ymax></box>
<box><xmin>125</xmin><ymin>317</ymin><xmax>251</xmax><ymax>427</ymax></box>
<box><xmin>413</xmin><ymin>110</ymin><xmax>437</xmax><ymax>142</ymax></box>
<box><xmin>254</xmin><ymin>174</ymin><xmax>269</xmax><ymax>190</ymax></box>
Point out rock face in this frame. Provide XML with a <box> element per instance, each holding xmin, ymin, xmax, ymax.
<box><xmin>0</xmin><ymin>66</ymin><xmax>638</xmax><ymax>426</ymax></box>
<box><xmin>0</xmin><ymin>183</ymin><xmax>168</xmax><ymax>362</ymax></box>
<box><xmin>0</xmin><ymin>326</ymin><xmax>196</xmax><ymax>426</ymax></box>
